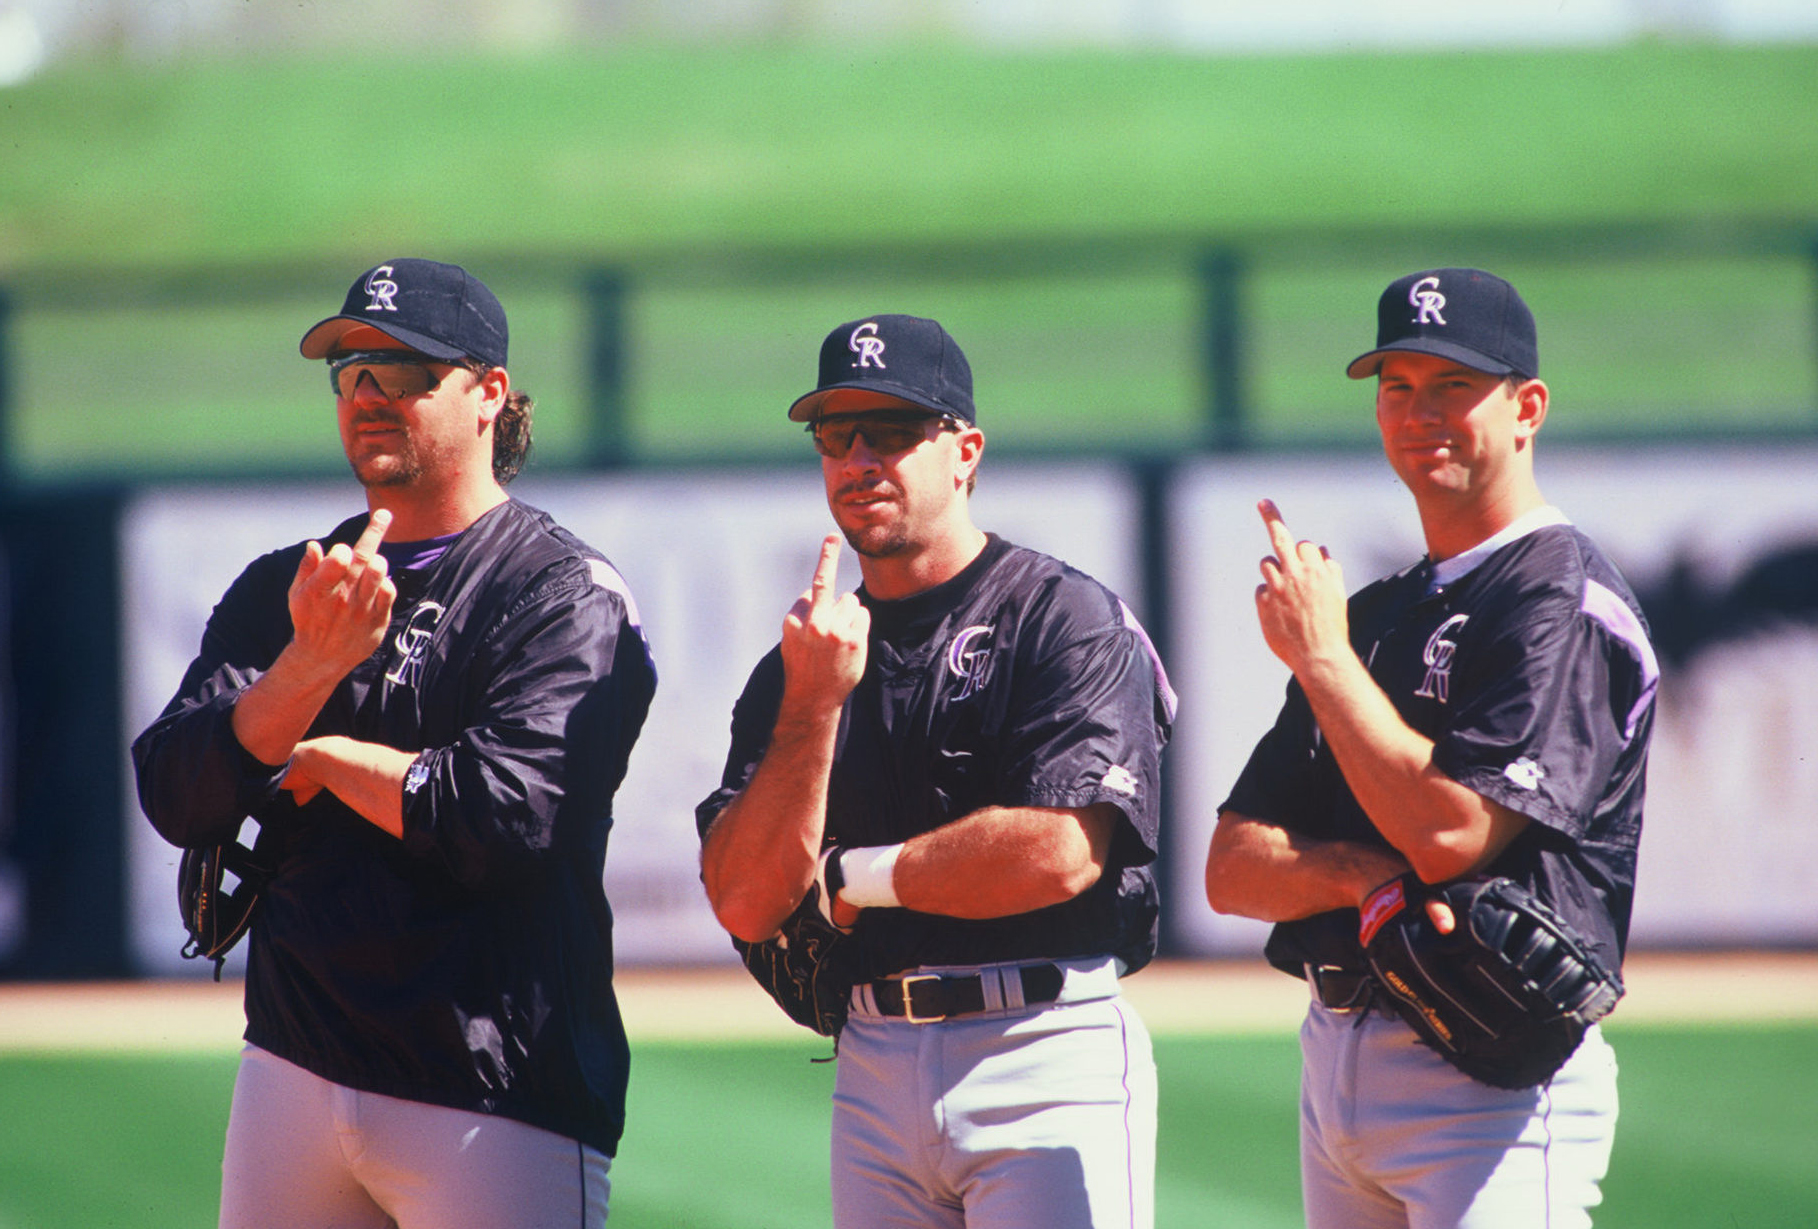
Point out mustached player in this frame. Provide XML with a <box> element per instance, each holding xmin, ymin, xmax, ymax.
<box><xmin>1208</xmin><ymin>269</ymin><xmax>1657</xmax><ymax>1228</ymax></box>
<box><xmin>698</xmin><ymin>314</ymin><xmax>1176</xmax><ymax>1228</ymax></box>
<box><xmin>135</xmin><ymin>259</ymin><xmax>656</xmax><ymax>1228</ymax></box>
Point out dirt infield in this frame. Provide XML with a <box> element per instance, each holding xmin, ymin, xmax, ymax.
<box><xmin>2</xmin><ymin>953</ymin><xmax>1814</xmax><ymax>1053</ymax></box>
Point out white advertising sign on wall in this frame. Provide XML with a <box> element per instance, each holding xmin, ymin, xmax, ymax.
<box><xmin>121</xmin><ymin>444</ymin><xmax>1818</xmax><ymax>972</ymax></box>
<box><xmin>1170</xmin><ymin>444</ymin><xmax>1818</xmax><ymax>953</ymax></box>
<box><xmin>121</xmin><ymin>462</ymin><xmax>1142</xmax><ymax>973</ymax></box>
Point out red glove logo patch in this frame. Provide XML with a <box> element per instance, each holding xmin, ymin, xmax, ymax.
<box><xmin>1359</xmin><ymin>877</ymin><xmax>1409</xmax><ymax>947</ymax></box>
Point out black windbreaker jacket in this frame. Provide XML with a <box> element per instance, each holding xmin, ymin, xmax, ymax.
<box><xmin>133</xmin><ymin>498</ymin><xmax>656</xmax><ymax>1156</ymax></box>
<box><xmin>699</xmin><ymin>535</ymin><xmax>1175</xmax><ymax>980</ymax></box>
<box><xmin>1223</xmin><ymin>519</ymin><xmax>1655</xmax><ymax>984</ymax></box>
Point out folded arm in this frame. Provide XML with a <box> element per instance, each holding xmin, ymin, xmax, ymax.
<box><xmin>889</xmin><ymin>802</ymin><xmax>1116</xmax><ymax>919</ymax></box>
<box><xmin>1206</xmin><ymin>809</ymin><xmax>1409</xmax><ymax>922</ymax></box>
<box><xmin>702</xmin><ymin>536</ymin><xmax>869</xmax><ymax>943</ymax></box>
<box><xmin>1252</xmin><ymin>500</ymin><xmax>1527</xmax><ymax>881</ymax></box>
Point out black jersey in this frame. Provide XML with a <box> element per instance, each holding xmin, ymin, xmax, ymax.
<box><xmin>1222</xmin><ymin>512</ymin><xmax>1657</xmax><ymax>981</ymax></box>
<box><xmin>698</xmin><ymin>535</ymin><xmax>1175</xmax><ymax>979</ymax></box>
<box><xmin>134</xmin><ymin>499</ymin><xmax>656</xmax><ymax>1156</ymax></box>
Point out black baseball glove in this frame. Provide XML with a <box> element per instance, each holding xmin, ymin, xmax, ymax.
<box><xmin>733</xmin><ymin>882</ymin><xmax>862</xmax><ymax>1037</ymax></box>
<box><xmin>177</xmin><ymin>834</ymin><xmax>271</xmax><ymax>981</ymax></box>
<box><xmin>1359</xmin><ymin>873</ymin><xmax>1624</xmax><ymax>1089</ymax></box>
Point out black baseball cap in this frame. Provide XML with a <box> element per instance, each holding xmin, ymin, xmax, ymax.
<box><xmin>1346</xmin><ymin>268</ymin><xmax>1538</xmax><ymax>380</ymax></box>
<box><xmin>788</xmin><ymin>314</ymin><xmax>976</xmax><ymax>424</ymax></box>
<box><xmin>299</xmin><ymin>258</ymin><xmax>509</xmax><ymax>368</ymax></box>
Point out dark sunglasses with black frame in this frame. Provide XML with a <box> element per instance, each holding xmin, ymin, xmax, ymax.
<box><xmin>807</xmin><ymin>410</ymin><xmax>964</xmax><ymax>459</ymax></box>
<box><xmin>327</xmin><ymin>349</ymin><xmax>464</xmax><ymax>402</ymax></box>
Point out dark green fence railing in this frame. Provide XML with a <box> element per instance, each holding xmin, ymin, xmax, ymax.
<box><xmin>2</xmin><ymin>220</ymin><xmax>1815</xmax><ymax>488</ymax></box>
<box><xmin>3</xmin><ymin>219</ymin><xmax>1817</xmax><ymax>974</ymax></box>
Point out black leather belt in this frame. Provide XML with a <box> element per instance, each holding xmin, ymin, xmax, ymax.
<box><xmin>871</xmin><ymin>963</ymin><xmax>1066</xmax><ymax>1023</ymax></box>
<box><xmin>1305</xmin><ymin>964</ymin><xmax>1374</xmax><ymax>1013</ymax></box>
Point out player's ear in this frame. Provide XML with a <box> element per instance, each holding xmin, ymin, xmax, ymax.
<box><xmin>1513</xmin><ymin>378</ymin><xmax>1548</xmax><ymax>444</ymax></box>
<box><xmin>952</xmin><ymin>426</ymin><xmax>984</xmax><ymax>491</ymax></box>
<box><xmin>472</xmin><ymin>366</ymin><xmax>509</xmax><ymax>426</ymax></box>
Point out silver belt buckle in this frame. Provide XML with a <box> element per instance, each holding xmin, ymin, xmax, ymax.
<box><xmin>898</xmin><ymin>974</ymin><xmax>945</xmax><ymax>1023</ymax></box>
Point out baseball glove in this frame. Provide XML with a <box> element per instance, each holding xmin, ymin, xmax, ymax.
<box><xmin>177</xmin><ymin>833</ymin><xmax>271</xmax><ymax>981</ymax></box>
<box><xmin>1359</xmin><ymin>873</ymin><xmax>1624</xmax><ymax>1089</ymax></box>
<box><xmin>733</xmin><ymin>882</ymin><xmax>861</xmax><ymax>1037</ymax></box>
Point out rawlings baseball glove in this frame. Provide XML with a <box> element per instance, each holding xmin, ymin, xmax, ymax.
<box><xmin>1359</xmin><ymin>873</ymin><xmax>1624</xmax><ymax>1089</ymax></box>
<box><xmin>733</xmin><ymin>882</ymin><xmax>862</xmax><ymax>1037</ymax></box>
<box><xmin>177</xmin><ymin>832</ymin><xmax>271</xmax><ymax>981</ymax></box>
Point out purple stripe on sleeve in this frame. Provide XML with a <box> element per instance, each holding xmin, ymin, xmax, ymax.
<box><xmin>1119</xmin><ymin>600</ymin><xmax>1178</xmax><ymax>723</ymax></box>
<box><xmin>1583</xmin><ymin>579</ymin><xmax>1660</xmax><ymax>739</ymax></box>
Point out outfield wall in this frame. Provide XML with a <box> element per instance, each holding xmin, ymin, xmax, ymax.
<box><xmin>105</xmin><ymin>442</ymin><xmax>1818</xmax><ymax>975</ymax></box>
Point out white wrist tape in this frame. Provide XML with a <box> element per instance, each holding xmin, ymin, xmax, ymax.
<box><xmin>838</xmin><ymin>843</ymin><xmax>904</xmax><ymax>909</ymax></box>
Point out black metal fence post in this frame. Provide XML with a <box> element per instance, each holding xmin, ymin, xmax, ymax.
<box><xmin>0</xmin><ymin>286</ymin><xmax>11</xmax><ymax>490</ymax></box>
<box><xmin>1197</xmin><ymin>248</ymin><xmax>1246</xmax><ymax>452</ymax></box>
<box><xmin>1810</xmin><ymin>233</ymin><xmax>1818</xmax><ymax>419</ymax></box>
<box><xmin>1133</xmin><ymin>456</ymin><xmax>1190</xmax><ymax>956</ymax></box>
<box><xmin>582</xmin><ymin>268</ymin><xmax>630</xmax><ymax>468</ymax></box>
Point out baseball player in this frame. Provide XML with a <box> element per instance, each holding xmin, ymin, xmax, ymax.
<box><xmin>697</xmin><ymin>314</ymin><xmax>1176</xmax><ymax>1228</ymax></box>
<box><xmin>133</xmin><ymin>259</ymin><xmax>656</xmax><ymax>1228</ymax></box>
<box><xmin>1206</xmin><ymin>268</ymin><xmax>1658</xmax><ymax>1228</ymax></box>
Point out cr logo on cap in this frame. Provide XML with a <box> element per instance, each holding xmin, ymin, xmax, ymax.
<box><xmin>363</xmin><ymin>265</ymin><xmax>400</xmax><ymax>313</ymax></box>
<box><xmin>849</xmin><ymin>322</ymin><xmax>887</xmax><ymax>369</ymax></box>
<box><xmin>1409</xmin><ymin>275</ymin><xmax>1447</xmax><ymax>326</ymax></box>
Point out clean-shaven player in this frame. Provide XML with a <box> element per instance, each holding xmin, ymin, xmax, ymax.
<box><xmin>1209</xmin><ymin>268</ymin><xmax>1657</xmax><ymax>1228</ymax></box>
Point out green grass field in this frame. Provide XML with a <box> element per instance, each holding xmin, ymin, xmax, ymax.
<box><xmin>3</xmin><ymin>43</ymin><xmax>1816</xmax><ymax>478</ymax></box>
<box><xmin>3</xmin><ymin>1024</ymin><xmax>1813</xmax><ymax>1228</ymax></box>
<box><xmin>7</xmin><ymin>44</ymin><xmax>1816</xmax><ymax>263</ymax></box>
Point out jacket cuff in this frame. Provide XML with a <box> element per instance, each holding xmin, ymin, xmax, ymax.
<box><xmin>215</xmin><ymin>695</ymin><xmax>290</xmax><ymax>814</ymax></box>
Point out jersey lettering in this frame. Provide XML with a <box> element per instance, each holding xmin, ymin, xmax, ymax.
<box><xmin>386</xmin><ymin>600</ymin><xmax>445</xmax><ymax>689</ymax></box>
<box><xmin>1415</xmin><ymin>614</ymin><xmax>1469</xmax><ymax>703</ymax></box>
<box><xmin>946</xmin><ymin>624</ymin><xmax>994</xmax><ymax>701</ymax></box>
